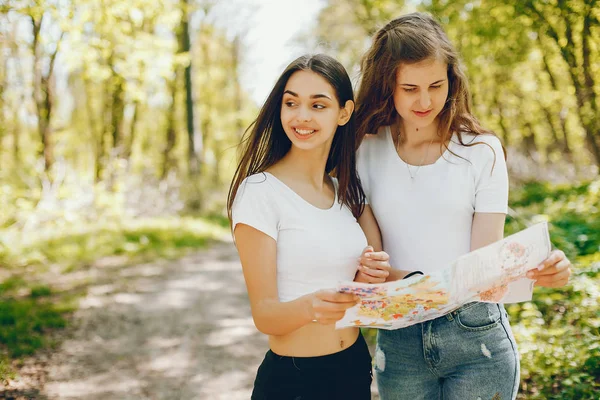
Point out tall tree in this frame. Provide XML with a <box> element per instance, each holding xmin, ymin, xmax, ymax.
<box><xmin>515</xmin><ymin>0</ymin><xmax>600</xmax><ymax>167</ymax></box>
<box><xmin>26</xmin><ymin>2</ymin><xmax>65</xmax><ymax>172</ymax></box>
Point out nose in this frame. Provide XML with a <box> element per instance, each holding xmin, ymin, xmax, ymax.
<box><xmin>419</xmin><ymin>91</ymin><xmax>432</xmax><ymax>109</ymax></box>
<box><xmin>296</xmin><ymin>106</ymin><xmax>312</xmax><ymax>122</ymax></box>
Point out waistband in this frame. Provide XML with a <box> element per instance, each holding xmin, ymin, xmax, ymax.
<box><xmin>267</xmin><ymin>331</ymin><xmax>367</xmax><ymax>365</ymax></box>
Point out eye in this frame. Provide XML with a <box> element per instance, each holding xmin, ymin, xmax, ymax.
<box><xmin>430</xmin><ymin>85</ymin><xmax>442</xmax><ymax>90</ymax></box>
<box><xmin>402</xmin><ymin>88</ymin><xmax>417</xmax><ymax>93</ymax></box>
<box><xmin>284</xmin><ymin>101</ymin><xmax>296</xmax><ymax>107</ymax></box>
<box><xmin>313</xmin><ymin>104</ymin><xmax>326</xmax><ymax>109</ymax></box>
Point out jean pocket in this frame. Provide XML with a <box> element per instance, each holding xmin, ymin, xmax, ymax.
<box><xmin>454</xmin><ymin>302</ymin><xmax>501</xmax><ymax>332</ymax></box>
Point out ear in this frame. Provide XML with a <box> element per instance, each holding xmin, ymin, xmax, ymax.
<box><xmin>337</xmin><ymin>100</ymin><xmax>355</xmax><ymax>126</ymax></box>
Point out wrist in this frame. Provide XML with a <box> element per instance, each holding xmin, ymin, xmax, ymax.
<box><xmin>300</xmin><ymin>294</ymin><xmax>316</xmax><ymax>325</ymax></box>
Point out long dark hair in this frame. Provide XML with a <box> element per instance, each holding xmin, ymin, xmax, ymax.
<box><xmin>356</xmin><ymin>12</ymin><xmax>502</xmax><ymax>159</ymax></box>
<box><xmin>227</xmin><ymin>54</ymin><xmax>365</xmax><ymax>224</ymax></box>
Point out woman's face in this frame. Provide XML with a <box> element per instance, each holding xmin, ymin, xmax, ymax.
<box><xmin>393</xmin><ymin>58</ymin><xmax>449</xmax><ymax>130</ymax></box>
<box><xmin>280</xmin><ymin>70</ymin><xmax>352</xmax><ymax>151</ymax></box>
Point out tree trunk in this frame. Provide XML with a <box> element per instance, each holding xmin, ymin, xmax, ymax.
<box><xmin>529</xmin><ymin>1</ymin><xmax>600</xmax><ymax>167</ymax></box>
<box><xmin>538</xmin><ymin>38</ymin><xmax>571</xmax><ymax>156</ymax></box>
<box><xmin>30</xmin><ymin>14</ymin><xmax>62</xmax><ymax>172</ymax></box>
<box><xmin>162</xmin><ymin>74</ymin><xmax>179</xmax><ymax>179</ymax></box>
<box><xmin>109</xmin><ymin>67</ymin><xmax>125</xmax><ymax>154</ymax></box>
<box><xmin>182</xmin><ymin>0</ymin><xmax>199</xmax><ymax>177</ymax></box>
<box><xmin>492</xmin><ymin>89</ymin><xmax>509</xmax><ymax>146</ymax></box>
<box><xmin>123</xmin><ymin>101</ymin><xmax>139</xmax><ymax>163</ymax></box>
<box><xmin>83</xmin><ymin>75</ymin><xmax>104</xmax><ymax>182</ymax></box>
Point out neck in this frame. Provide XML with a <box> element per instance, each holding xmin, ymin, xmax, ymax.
<box><xmin>277</xmin><ymin>146</ymin><xmax>331</xmax><ymax>188</ymax></box>
<box><xmin>398</xmin><ymin>119</ymin><xmax>440</xmax><ymax>146</ymax></box>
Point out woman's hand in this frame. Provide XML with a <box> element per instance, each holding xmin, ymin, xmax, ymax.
<box><xmin>307</xmin><ymin>290</ymin><xmax>360</xmax><ymax>325</ymax></box>
<box><xmin>354</xmin><ymin>246</ymin><xmax>392</xmax><ymax>284</ymax></box>
<box><xmin>526</xmin><ymin>249</ymin><xmax>572</xmax><ymax>288</ymax></box>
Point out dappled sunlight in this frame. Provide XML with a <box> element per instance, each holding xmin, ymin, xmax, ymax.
<box><xmin>119</xmin><ymin>264</ymin><xmax>165</xmax><ymax>277</ymax></box>
<box><xmin>146</xmin><ymin>288</ymin><xmax>191</xmax><ymax>310</ymax></box>
<box><xmin>87</xmin><ymin>284</ymin><xmax>117</xmax><ymax>296</ymax></box>
<box><xmin>113</xmin><ymin>293</ymin><xmax>144</xmax><ymax>305</ymax></box>
<box><xmin>168</xmin><ymin>275</ymin><xmax>225</xmax><ymax>292</ymax></box>
<box><xmin>206</xmin><ymin>325</ymin><xmax>258</xmax><ymax>347</ymax></box>
<box><xmin>78</xmin><ymin>296</ymin><xmax>107</xmax><ymax>309</ymax></box>
<box><xmin>146</xmin><ymin>336</ymin><xmax>183</xmax><ymax>349</ymax></box>
<box><xmin>198</xmin><ymin>370</ymin><xmax>255</xmax><ymax>399</ymax></box>
<box><xmin>45</xmin><ymin>372</ymin><xmax>144</xmax><ymax>398</ymax></box>
<box><xmin>141</xmin><ymin>349</ymin><xmax>193</xmax><ymax>377</ymax></box>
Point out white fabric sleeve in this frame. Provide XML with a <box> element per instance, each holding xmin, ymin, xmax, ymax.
<box><xmin>356</xmin><ymin>143</ymin><xmax>370</xmax><ymax>204</ymax></box>
<box><xmin>231</xmin><ymin>177</ymin><xmax>279</xmax><ymax>241</ymax></box>
<box><xmin>474</xmin><ymin>136</ymin><xmax>509</xmax><ymax>214</ymax></box>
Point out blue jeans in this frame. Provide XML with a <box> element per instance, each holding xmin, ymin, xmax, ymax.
<box><xmin>375</xmin><ymin>302</ymin><xmax>519</xmax><ymax>400</ymax></box>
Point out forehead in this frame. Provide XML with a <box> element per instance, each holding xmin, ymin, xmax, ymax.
<box><xmin>284</xmin><ymin>70</ymin><xmax>336</xmax><ymax>96</ymax></box>
<box><xmin>395</xmin><ymin>59</ymin><xmax>448</xmax><ymax>83</ymax></box>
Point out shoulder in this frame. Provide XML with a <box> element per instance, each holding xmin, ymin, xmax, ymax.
<box><xmin>235</xmin><ymin>173</ymin><xmax>275</xmax><ymax>201</ymax></box>
<box><xmin>452</xmin><ymin>133</ymin><xmax>505</xmax><ymax>163</ymax></box>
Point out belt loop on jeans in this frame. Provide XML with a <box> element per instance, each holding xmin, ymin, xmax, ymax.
<box><xmin>445</xmin><ymin>311</ymin><xmax>455</xmax><ymax>321</ymax></box>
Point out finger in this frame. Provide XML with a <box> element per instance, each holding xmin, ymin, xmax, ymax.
<box><xmin>358</xmin><ymin>265</ymin><xmax>389</xmax><ymax>278</ymax></box>
<box><xmin>533</xmin><ymin>268</ymin><xmax>571</xmax><ymax>287</ymax></box>
<box><xmin>534</xmin><ymin>274</ymin><xmax>570</xmax><ymax>288</ymax></box>
<box><xmin>314</xmin><ymin>300</ymin><xmax>359</xmax><ymax>313</ymax></box>
<box><xmin>359</xmin><ymin>258</ymin><xmax>392</xmax><ymax>270</ymax></box>
<box><xmin>528</xmin><ymin>259</ymin><xmax>571</xmax><ymax>279</ymax></box>
<box><xmin>314</xmin><ymin>311</ymin><xmax>348</xmax><ymax>324</ymax></box>
<box><xmin>355</xmin><ymin>271</ymin><xmax>386</xmax><ymax>284</ymax></box>
<box><xmin>316</xmin><ymin>290</ymin><xmax>360</xmax><ymax>303</ymax></box>
<box><xmin>360</xmin><ymin>260</ymin><xmax>391</xmax><ymax>271</ymax></box>
<box><xmin>537</xmin><ymin>259</ymin><xmax>571</xmax><ymax>276</ymax></box>
<box><xmin>363</xmin><ymin>251</ymin><xmax>389</xmax><ymax>261</ymax></box>
<box><xmin>537</xmin><ymin>250</ymin><xmax>567</xmax><ymax>271</ymax></box>
<box><xmin>361</xmin><ymin>246</ymin><xmax>374</xmax><ymax>256</ymax></box>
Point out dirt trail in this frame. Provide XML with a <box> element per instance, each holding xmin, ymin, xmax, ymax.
<box><xmin>3</xmin><ymin>241</ymin><xmax>379</xmax><ymax>399</ymax></box>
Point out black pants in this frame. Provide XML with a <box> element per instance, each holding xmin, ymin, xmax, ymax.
<box><xmin>251</xmin><ymin>332</ymin><xmax>373</xmax><ymax>400</ymax></box>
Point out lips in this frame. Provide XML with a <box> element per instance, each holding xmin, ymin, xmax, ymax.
<box><xmin>413</xmin><ymin>110</ymin><xmax>432</xmax><ymax>117</ymax></box>
<box><xmin>292</xmin><ymin>127</ymin><xmax>316</xmax><ymax>140</ymax></box>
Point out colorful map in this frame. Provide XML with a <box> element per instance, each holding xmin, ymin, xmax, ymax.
<box><xmin>335</xmin><ymin>222</ymin><xmax>551</xmax><ymax>330</ymax></box>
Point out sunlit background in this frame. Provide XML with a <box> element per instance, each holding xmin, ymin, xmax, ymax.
<box><xmin>0</xmin><ymin>0</ymin><xmax>598</xmax><ymax>399</ymax></box>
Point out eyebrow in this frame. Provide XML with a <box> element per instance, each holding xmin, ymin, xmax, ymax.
<box><xmin>283</xmin><ymin>90</ymin><xmax>332</xmax><ymax>100</ymax></box>
<box><xmin>399</xmin><ymin>79</ymin><xmax>446</xmax><ymax>87</ymax></box>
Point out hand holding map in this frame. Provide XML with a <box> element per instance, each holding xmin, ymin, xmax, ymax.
<box><xmin>335</xmin><ymin>222</ymin><xmax>551</xmax><ymax>330</ymax></box>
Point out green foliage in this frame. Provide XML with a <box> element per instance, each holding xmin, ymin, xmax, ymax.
<box><xmin>508</xmin><ymin>180</ymin><xmax>600</xmax><ymax>399</ymax></box>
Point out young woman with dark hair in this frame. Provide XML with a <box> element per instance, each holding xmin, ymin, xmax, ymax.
<box><xmin>227</xmin><ymin>53</ymin><xmax>389</xmax><ymax>399</ymax></box>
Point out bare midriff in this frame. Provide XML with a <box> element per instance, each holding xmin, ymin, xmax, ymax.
<box><xmin>268</xmin><ymin>324</ymin><xmax>359</xmax><ymax>357</ymax></box>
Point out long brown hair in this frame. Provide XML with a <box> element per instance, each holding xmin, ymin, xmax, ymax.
<box><xmin>227</xmin><ymin>54</ymin><xmax>365</xmax><ymax>224</ymax></box>
<box><xmin>355</xmin><ymin>12</ymin><xmax>501</xmax><ymax>158</ymax></box>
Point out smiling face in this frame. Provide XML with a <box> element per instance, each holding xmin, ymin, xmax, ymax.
<box><xmin>280</xmin><ymin>70</ymin><xmax>352</xmax><ymax>152</ymax></box>
<box><xmin>393</xmin><ymin>58</ymin><xmax>449</xmax><ymax>131</ymax></box>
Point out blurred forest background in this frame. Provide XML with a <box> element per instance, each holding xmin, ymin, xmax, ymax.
<box><xmin>0</xmin><ymin>0</ymin><xmax>598</xmax><ymax>399</ymax></box>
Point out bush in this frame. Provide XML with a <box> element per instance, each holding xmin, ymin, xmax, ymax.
<box><xmin>508</xmin><ymin>180</ymin><xmax>600</xmax><ymax>399</ymax></box>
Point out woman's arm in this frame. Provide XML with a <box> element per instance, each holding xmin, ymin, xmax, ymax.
<box><xmin>470</xmin><ymin>212</ymin><xmax>506</xmax><ymax>251</ymax></box>
<box><xmin>235</xmin><ymin>224</ymin><xmax>359</xmax><ymax>336</ymax></box>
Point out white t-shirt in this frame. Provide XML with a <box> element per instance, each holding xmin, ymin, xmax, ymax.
<box><xmin>357</xmin><ymin>125</ymin><xmax>508</xmax><ymax>273</ymax></box>
<box><xmin>232</xmin><ymin>172</ymin><xmax>368</xmax><ymax>302</ymax></box>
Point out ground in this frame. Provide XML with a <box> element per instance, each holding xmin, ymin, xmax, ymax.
<box><xmin>1</xmin><ymin>241</ymin><xmax>379</xmax><ymax>399</ymax></box>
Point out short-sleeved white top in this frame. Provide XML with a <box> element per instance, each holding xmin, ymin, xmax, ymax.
<box><xmin>232</xmin><ymin>172</ymin><xmax>367</xmax><ymax>302</ymax></box>
<box><xmin>357</xmin><ymin>125</ymin><xmax>508</xmax><ymax>273</ymax></box>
